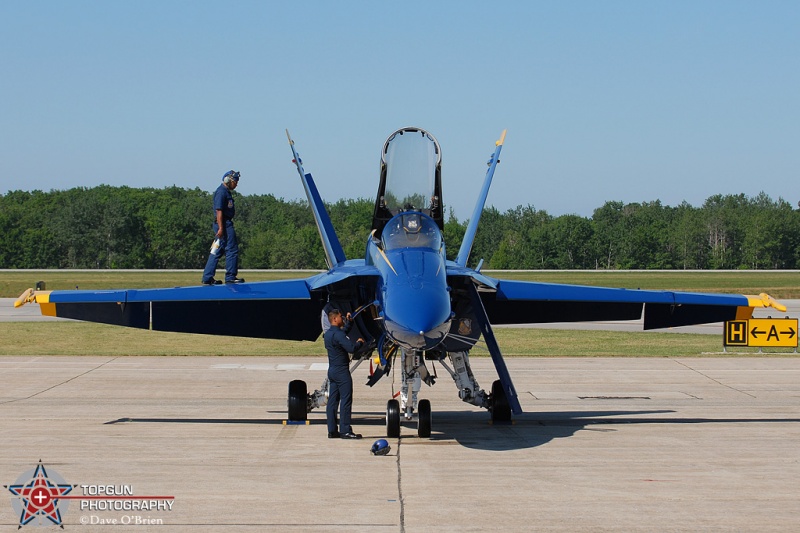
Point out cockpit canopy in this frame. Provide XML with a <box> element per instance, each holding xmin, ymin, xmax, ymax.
<box><xmin>382</xmin><ymin>213</ymin><xmax>442</xmax><ymax>251</ymax></box>
<box><xmin>381</xmin><ymin>128</ymin><xmax>440</xmax><ymax>213</ymax></box>
<box><xmin>371</xmin><ymin>127</ymin><xmax>444</xmax><ymax>238</ymax></box>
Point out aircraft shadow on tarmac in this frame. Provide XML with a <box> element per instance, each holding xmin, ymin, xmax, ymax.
<box><xmin>428</xmin><ymin>410</ymin><xmax>800</xmax><ymax>451</ymax></box>
<box><xmin>105</xmin><ymin>410</ymin><xmax>800</xmax><ymax>452</ymax></box>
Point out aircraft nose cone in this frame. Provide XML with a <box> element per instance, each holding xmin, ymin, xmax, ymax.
<box><xmin>383</xmin><ymin>284</ymin><xmax>451</xmax><ymax>350</ymax></box>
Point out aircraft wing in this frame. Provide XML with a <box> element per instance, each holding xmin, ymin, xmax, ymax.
<box><xmin>16</xmin><ymin>265</ymin><xmax>381</xmax><ymax>341</ymax></box>
<box><xmin>448</xmin><ymin>273</ymin><xmax>786</xmax><ymax>330</ymax></box>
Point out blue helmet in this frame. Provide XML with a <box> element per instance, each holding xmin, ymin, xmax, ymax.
<box><xmin>370</xmin><ymin>439</ymin><xmax>391</xmax><ymax>456</ymax></box>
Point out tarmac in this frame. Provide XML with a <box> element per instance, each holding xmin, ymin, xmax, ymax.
<box><xmin>2</xmin><ymin>297</ymin><xmax>799</xmax><ymax>530</ymax></box>
<box><xmin>2</xmin><ymin>354</ymin><xmax>800</xmax><ymax>531</ymax></box>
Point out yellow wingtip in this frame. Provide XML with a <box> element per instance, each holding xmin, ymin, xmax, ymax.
<box><xmin>496</xmin><ymin>129</ymin><xmax>507</xmax><ymax>146</ymax></box>
<box><xmin>745</xmin><ymin>293</ymin><xmax>787</xmax><ymax>313</ymax></box>
<box><xmin>14</xmin><ymin>288</ymin><xmax>34</xmax><ymax>308</ymax></box>
<box><xmin>14</xmin><ymin>289</ymin><xmax>52</xmax><ymax>309</ymax></box>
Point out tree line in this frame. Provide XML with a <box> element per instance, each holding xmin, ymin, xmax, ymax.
<box><xmin>1</xmin><ymin>186</ymin><xmax>798</xmax><ymax>270</ymax></box>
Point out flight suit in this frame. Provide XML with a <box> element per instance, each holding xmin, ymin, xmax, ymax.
<box><xmin>202</xmin><ymin>182</ymin><xmax>239</xmax><ymax>283</ymax></box>
<box><xmin>324</xmin><ymin>323</ymin><xmax>362</xmax><ymax>434</ymax></box>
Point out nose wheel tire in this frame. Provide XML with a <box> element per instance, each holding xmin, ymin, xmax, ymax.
<box><xmin>386</xmin><ymin>399</ymin><xmax>401</xmax><ymax>438</ymax></box>
<box><xmin>417</xmin><ymin>399</ymin><xmax>431</xmax><ymax>438</ymax></box>
<box><xmin>288</xmin><ymin>380</ymin><xmax>308</xmax><ymax>422</ymax></box>
<box><xmin>490</xmin><ymin>379</ymin><xmax>511</xmax><ymax>422</ymax></box>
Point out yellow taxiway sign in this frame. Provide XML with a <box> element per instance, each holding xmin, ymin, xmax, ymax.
<box><xmin>725</xmin><ymin>318</ymin><xmax>798</xmax><ymax>348</ymax></box>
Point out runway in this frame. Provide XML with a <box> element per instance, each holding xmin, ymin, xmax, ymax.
<box><xmin>2</xmin><ymin>355</ymin><xmax>799</xmax><ymax>531</ymax></box>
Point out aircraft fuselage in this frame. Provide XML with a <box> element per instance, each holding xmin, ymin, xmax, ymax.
<box><xmin>367</xmin><ymin>212</ymin><xmax>451</xmax><ymax>351</ymax></box>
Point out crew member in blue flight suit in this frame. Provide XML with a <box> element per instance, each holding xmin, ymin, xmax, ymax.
<box><xmin>202</xmin><ymin>170</ymin><xmax>245</xmax><ymax>285</ymax></box>
<box><xmin>321</xmin><ymin>301</ymin><xmax>352</xmax><ymax>334</ymax></box>
<box><xmin>324</xmin><ymin>309</ymin><xmax>364</xmax><ymax>439</ymax></box>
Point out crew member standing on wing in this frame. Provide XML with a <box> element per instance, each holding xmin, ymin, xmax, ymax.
<box><xmin>202</xmin><ymin>170</ymin><xmax>245</xmax><ymax>285</ymax></box>
<box><xmin>324</xmin><ymin>309</ymin><xmax>364</xmax><ymax>439</ymax></box>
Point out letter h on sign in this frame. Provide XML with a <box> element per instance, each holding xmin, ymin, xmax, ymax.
<box><xmin>725</xmin><ymin>320</ymin><xmax>749</xmax><ymax>346</ymax></box>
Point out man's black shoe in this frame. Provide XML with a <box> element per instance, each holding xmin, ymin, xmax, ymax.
<box><xmin>225</xmin><ymin>278</ymin><xmax>245</xmax><ymax>284</ymax></box>
<box><xmin>340</xmin><ymin>432</ymin><xmax>362</xmax><ymax>439</ymax></box>
<box><xmin>327</xmin><ymin>431</ymin><xmax>340</xmax><ymax>439</ymax></box>
<box><xmin>202</xmin><ymin>279</ymin><xmax>222</xmax><ymax>285</ymax></box>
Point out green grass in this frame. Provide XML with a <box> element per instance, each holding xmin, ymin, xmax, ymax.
<box><xmin>0</xmin><ymin>321</ymin><xmax>794</xmax><ymax>358</ymax></box>
<box><xmin>0</xmin><ymin>322</ymin><xmax>323</xmax><ymax>356</ymax></box>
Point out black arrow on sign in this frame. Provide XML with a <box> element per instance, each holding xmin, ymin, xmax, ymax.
<box><xmin>780</xmin><ymin>327</ymin><xmax>796</xmax><ymax>339</ymax></box>
<box><xmin>751</xmin><ymin>327</ymin><xmax>765</xmax><ymax>338</ymax></box>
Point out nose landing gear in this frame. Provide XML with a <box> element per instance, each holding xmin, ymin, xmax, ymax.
<box><xmin>386</xmin><ymin>397</ymin><xmax>432</xmax><ymax>438</ymax></box>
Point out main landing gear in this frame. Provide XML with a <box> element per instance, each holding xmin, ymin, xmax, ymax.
<box><xmin>386</xmin><ymin>399</ymin><xmax>400</xmax><ymax>438</ymax></box>
<box><xmin>286</xmin><ymin>349</ymin><xmax>512</xmax><ymax>436</ymax></box>
<box><xmin>288</xmin><ymin>380</ymin><xmax>309</xmax><ymax>422</ymax></box>
<box><xmin>417</xmin><ymin>399</ymin><xmax>432</xmax><ymax>437</ymax></box>
<box><xmin>489</xmin><ymin>379</ymin><xmax>511</xmax><ymax>422</ymax></box>
<box><xmin>384</xmin><ymin>348</ymin><xmax>512</xmax><ymax>438</ymax></box>
<box><xmin>439</xmin><ymin>350</ymin><xmax>511</xmax><ymax>422</ymax></box>
<box><xmin>287</xmin><ymin>377</ymin><xmax>328</xmax><ymax>423</ymax></box>
<box><xmin>286</xmin><ymin>354</ymin><xmax>366</xmax><ymax>422</ymax></box>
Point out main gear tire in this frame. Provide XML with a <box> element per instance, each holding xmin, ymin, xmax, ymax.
<box><xmin>490</xmin><ymin>379</ymin><xmax>511</xmax><ymax>422</ymax></box>
<box><xmin>417</xmin><ymin>399</ymin><xmax>431</xmax><ymax>438</ymax></box>
<box><xmin>386</xmin><ymin>399</ymin><xmax>401</xmax><ymax>438</ymax></box>
<box><xmin>288</xmin><ymin>380</ymin><xmax>308</xmax><ymax>422</ymax></box>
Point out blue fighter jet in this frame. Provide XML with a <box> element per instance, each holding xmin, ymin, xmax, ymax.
<box><xmin>16</xmin><ymin>127</ymin><xmax>786</xmax><ymax>438</ymax></box>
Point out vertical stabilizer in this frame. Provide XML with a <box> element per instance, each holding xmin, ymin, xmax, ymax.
<box><xmin>286</xmin><ymin>130</ymin><xmax>347</xmax><ymax>268</ymax></box>
<box><xmin>455</xmin><ymin>130</ymin><xmax>506</xmax><ymax>267</ymax></box>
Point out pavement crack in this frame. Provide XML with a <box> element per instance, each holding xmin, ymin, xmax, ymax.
<box><xmin>396</xmin><ymin>437</ymin><xmax>405</xmax><ymax>533</ymax></box>
<box><xmin>673</xmin><ymin>358</ymin><xmax>756</xmax><ymax>398</ymax></box>
<box><xmin>0</xmin><ymin>357</ymin><xmax>119</xmax><ymax>405</ymax></box>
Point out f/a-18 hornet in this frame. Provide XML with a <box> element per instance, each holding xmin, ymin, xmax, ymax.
<box><xmin>17</xmin><ymin>127</ymin><xmax>786</xmax><ymax>438</ymax></box>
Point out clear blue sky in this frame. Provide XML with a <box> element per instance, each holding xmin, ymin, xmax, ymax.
<box><xmin>2</xmin><ymin>1</ymin><xmax>798</xmax><ymax>220</ymax></box>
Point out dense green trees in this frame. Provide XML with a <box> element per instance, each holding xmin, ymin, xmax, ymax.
<box><xmin>1</xmin><ymin>186</ymin><xmax>798</xmax><ymax>270</ymax></box>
